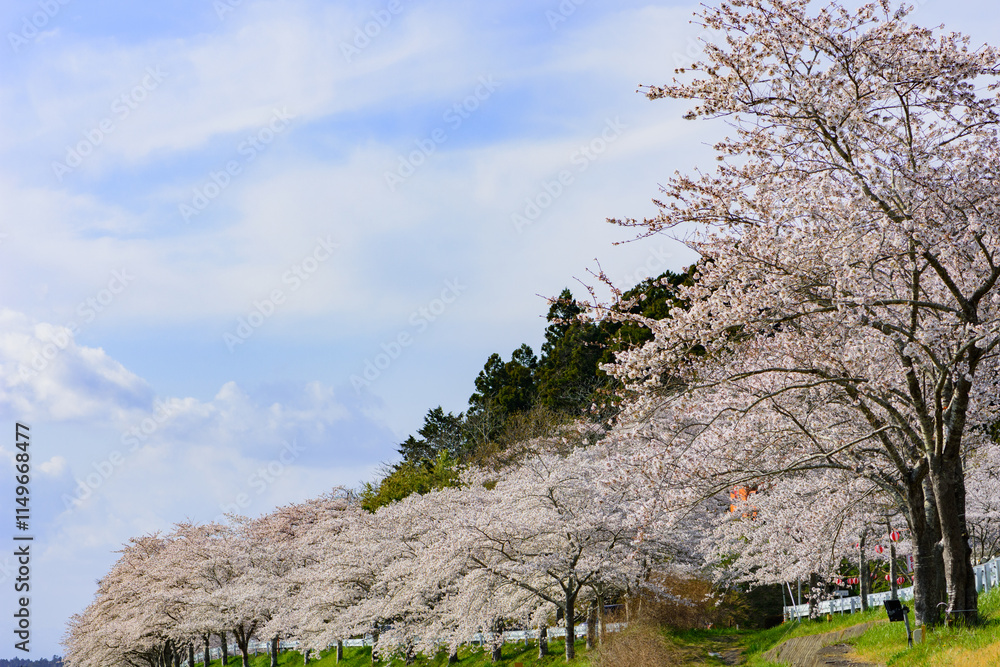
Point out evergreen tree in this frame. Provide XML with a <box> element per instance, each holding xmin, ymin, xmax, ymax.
<box><xmin>468</xmin><ymin>344</ymin><xmax>538</xmax><ymax>419</ymax></box>
<box><xmin>535</xmin><ymin>289</ymin><xmax>607</xmax><ymax>415</ymax></box>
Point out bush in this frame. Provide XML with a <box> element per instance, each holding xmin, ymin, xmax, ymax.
<box><xmin>589</xmin><ymin>623</ymin><xmax>690</xmax><ymax>667</ymax></box>
<box><xmin>617</xmin><ymin>572</ymin><xmax>752</xmax><ymax>630</ymax></box>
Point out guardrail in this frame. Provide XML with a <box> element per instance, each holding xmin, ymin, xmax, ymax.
<box><xmin>783</xmin><ymin>555</ymin><xmax>1000</xmax><ymax>620</ymax></box>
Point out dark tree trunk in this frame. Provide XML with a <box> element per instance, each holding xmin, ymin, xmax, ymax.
<box><xmin>220</xmin><ymin>632</ymin><xmax>229</xmax><ymax>667</ymax></box>
<box><xmin>907</xmin><ymin>473</ymin><xmax>945</xmax><ymax>626</ymax></box>
<box><xmin>929</xmin><ymin>452</ymin><xmax>978</xmax><ymax>624</ymax></box>
<box><xmin>270</xmin><ymin>637</ymin><xmax>279</xmax><ymax>667</ymax></box>
<box><xmin>808</xmin><ymin>573</ymin><xmax>819</xmax><ymax>618</ymax></box>
<box><xmin>586</xmin><ymin>600</ymin><xmax>597</xmax><ymax>650</ymax></box>
<box><xmin>335</xmin><ymin>641</ymin><xmax>343</xmax><ymax>663</ymax></box>
<box><xmin>189</xmin><ymin>643</ymin><xmax>195</xmax><ymax>667</ymax></box>
<box><xmin>303</xmin><ymin>649</ymin><xmax>310</xmax><ymax>667</ymax></box>
<box><xmin>447</xmin><ymin>646</ymin><xmax>459</xmax><ymax>664</ymax></box>
<box><xmin>490</xmin><ymin>619</ymin><xmax>503</xmax><ymax>663</ymax></box>
<box><xmin>233</xmin><ymin>627</ymin><xmax>252</xmax><ymax>667</ymax></box>
<box><xmin>370</xmin><ymin>629</ymin><xmax>379</xmax><ymax>666</ymax></box>
<box><xmin>203</xmin><ymin>635</ymin><xmax>211</xmax><ymax>667</ymax></box>
<box><xmin>564</xmin><ymin>587</ymin><xmax>578</xmax><ymax>660</ymax></box>
<box><xmin>538</xmin><ymin>626</ymin><xmax>548</xmax><ymax>659</ymax></box>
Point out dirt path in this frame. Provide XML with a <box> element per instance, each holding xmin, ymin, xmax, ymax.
<box><xmin>762</xmin><ymin>622</ymin><xmax>879</xmax><ymax>667</ymax></box>
<box><xmin>690</xmin><ymin>634</ymin><xmax>744</xmax><ymax>665</ymax></box>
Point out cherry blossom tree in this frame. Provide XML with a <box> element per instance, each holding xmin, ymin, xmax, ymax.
<box><xmin>444</xmin><ymin>441</ymin><xmax>672</xmax><ymax>660</ymax></box>
<box><xmin>170</xmin><ymin>520</ymin><xmax>268</xmax><ymax>667</ymax></box>
<box><xmin>608</xmin><ymin>0</ymin><xmax>1000</xmax><ymax>625</ymax></box>
<box><xmin>257</xmin><ymin>491</ymin><xmax>354</xmax><ymax>656</ymax></box>
<box><xmin>64</xmin><ymin>534</ymin><xmax>184</xmax><ymax>667</ymax></box>
<box><xmin>277</xmin><ymin>495</ymin><xmax>371</xmax><ymax>655</ymax></box>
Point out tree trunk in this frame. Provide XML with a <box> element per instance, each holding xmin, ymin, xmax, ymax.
<box><xmin>490</xmin><ymin>618</ymin><xmax>504</xmax><ymax>663</ymax></box>
<box><xmin>907</xmin><ymin>473</ymin><xmax>945</xmax><ymax>626</ymax></box>
<box><xmin>448</xmin><ymin>646</ymin><xmax>459</xmax><ymax>664</ymax></box>
<box><xmin>233</xmin><ymin>629</ymin><xmax>251</xmax><ymax>667</ymax></box>
<box><xmin>586</xmin><ymin>600</ymin><xmax>597</xmax><ymax>650</ymax></box>
<box><xmin>370</xmin><ymin>629</ymin><xmax>378</xmax><ymax>666</ymax></box>
<box><xmin>564</xmin><ymin>587</ymin><xmax>578</xmax><ymax>660</ymax></box>
<box><xmin>303</xmin><ymin>649</ymin><xmax>310</xmax><ymax>667</ymax></box>
<box><xmin>270</xmin><ymin>637</ymin><xmax>279</xmax><ymax>667</ymax></box>
<box><xmin>929</xmin><ymin>452</ymin><xmax>978</xmax><ymax>624</ymax></box>
<box><xmin>189</xmin><ymin>643</ymin><xmax>196</xmax><ymax>667</ymax></box>
<box><xmin>808</xmin><ymin>573</ymin><xmax>819</xmax><ymax>618</ymax></box>
<box><xmin>220</xmin><ymin>632</ymin><xmax>229</xmax><ymax>667</ymax></box>
<box><xmin>538</xmin><ymin>626</ymin><xmax>548</xmax><ymax>659</ymax></box>
<box><xmin>204</xmin><ymin>635</ymin><xmax>211</xmax><ymax>667</ymax></box>
<box><xmin>335</xmin><ymin>641</ymin><xmax>343</xmax><ymax>663</ymax></box>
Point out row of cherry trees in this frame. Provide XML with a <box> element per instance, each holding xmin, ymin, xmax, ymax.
<box><xmin>63</xmin><ymin>436</ymin><xmax>689</xmax><ymax>667</ymax></box>
<box><xmin>65</xmin><ymin>408</ymin><xmax>1000</xmax><ymax>667</ymax></box>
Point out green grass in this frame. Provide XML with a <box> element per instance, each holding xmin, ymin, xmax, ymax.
<box><xmin>669</xmin><ymin>587</ymin><xmax>1000</xmax><ymax>666</ymax></box>
<box><xmin>203</xmin><ymin>638</ymin><xmax>590</xmax><ymax>667</ymax></box>
<box><xmin>197</xmin><ymin>590</ymin><xmax>1000</xmax><ymax>667</ymax></box>
<box><xmin>848</xmin><ymin>586</ymin><xmax>1000</xmax><ymax>666</ymax></box>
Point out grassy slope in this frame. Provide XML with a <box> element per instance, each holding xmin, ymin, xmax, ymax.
<box><xmin>712</xmin><ymin>585</ymin><xmax>1000</xmax><ymax>666</ymax></box>
<box><xmin>202</xmin><ymin>589</ymin><xmax>1000</xmax><ymax>667</ymax></box>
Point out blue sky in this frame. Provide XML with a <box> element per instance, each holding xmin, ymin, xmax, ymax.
<box><xmin>0</xmin><ymin>0</ymin><xmax>997</xmax><ymax>656</ymax></box>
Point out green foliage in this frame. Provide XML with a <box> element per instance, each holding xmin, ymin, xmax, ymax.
<box><xmin>359</xmin><ymin>451</ymin><xmax>461</xmax><ymax>513</ymax></box>
<box><xmin>535</xmin><ymin>289</ymin><xmax>608</xmax><ymax>416</ymax></box>
<box><xmin>469</xmin><ymin>344</ymin><xmax>539</xmax><ymax>421</ymax></box>
<box><xmin>364</xmin><ymin>267</ymin><xmax>696</xmax><ymax>505</ymax></box>
<box><xmin>397</xmin><ymin>407</ymin><xmax>468</xmax><ymax>465</ymax></box>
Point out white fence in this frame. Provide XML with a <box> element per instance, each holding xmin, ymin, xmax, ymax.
<box><xmin>783</xmin><ymin>555</ymin><xmax>1000</xmax><ymax>620</ymax></box>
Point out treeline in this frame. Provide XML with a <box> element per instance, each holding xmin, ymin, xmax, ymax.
<box><xmin>359</xmin><ymin>268</ymin><xmax>693</xmax><ymax>511</ymax></box>
<box><xmin>0</xmin><ymin>658</ymin><xmax>63</xmax><ymax>667</ymax></box>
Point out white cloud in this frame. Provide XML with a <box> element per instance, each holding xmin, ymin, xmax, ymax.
<box><xmin>38</xmin><ymin>455</ymin><xmax>68</xmax><ymax>476</ymax></box>
<box><xmin>0</xmin><ymin>309</ymin><xmax>151</xmax><ymax>423</ymax></box>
